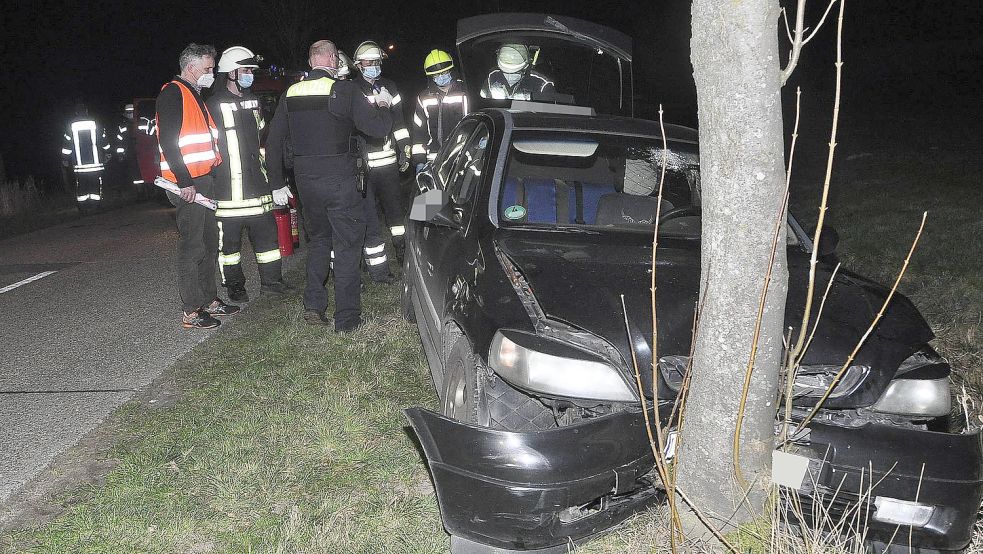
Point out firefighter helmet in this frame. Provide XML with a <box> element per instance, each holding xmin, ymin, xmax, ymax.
<box><xmin>497</xmin><ymin>43</ymin><xmax>529</xmax><ymax>74</ymax></box>
<box><xmin>423</xmin><ymin>49</ymin><xmax>454</xmax><ymax>76</ymax></box>
<box><xmin>337</xmin><ymin>51</ymin><xmax>353</xmax><ymax>78</ymax></box>
<box><xmin>217</xmin><ymin>46</ymin><xmax>260</xmax><ymax>73</ymax></box>
<box><xmin>354</xmin><ymin>41</ymin><xmax>385</xmax><ymax>63</ymax></box>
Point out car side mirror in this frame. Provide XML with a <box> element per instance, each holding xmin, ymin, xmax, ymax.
<box><xmin>409</xmin><ymin>188</ymin><xmax>461</xmax><ymax>229</ymax></box>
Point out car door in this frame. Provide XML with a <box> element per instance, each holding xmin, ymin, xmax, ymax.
<box><xmin>416</xmin><ymin>120</ymin><xmax>493</xmax><ymax>344</ymax></box>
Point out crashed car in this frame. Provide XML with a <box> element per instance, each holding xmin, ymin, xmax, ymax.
<box><xmin>402</xmin><ymin>13</ymin><xmax>983</xmax><ymax>554</ymax></box>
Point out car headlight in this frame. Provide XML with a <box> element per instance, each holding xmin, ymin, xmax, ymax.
<box><xmin>793</xmin><ymin>364</ymin><xmax>870</xmax><ymax>399</ymax></box>
<box><xmin>872</xmin><ymin>377</ymin><xmax>951</xmax><ymax>417</ymax></box>
<box><xmin>488</xmin><ymin>330</ymin><xmax>636</xmax><ymax>402</ymax></box>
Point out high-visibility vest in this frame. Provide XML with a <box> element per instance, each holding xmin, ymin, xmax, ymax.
<box><xmin>156</xmin><ymin>80</ymin><xmax>221</xmax><ymax>182</ymax></box>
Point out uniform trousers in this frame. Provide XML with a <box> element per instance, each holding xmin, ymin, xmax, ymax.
<box><xmin>168</xmin><ymin>173</ymin><xmax>219</xmax><ymax>313</ymax></box>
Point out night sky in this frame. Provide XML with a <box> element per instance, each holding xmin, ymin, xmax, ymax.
<box><xmin>2</xmin><ymin>1</ymin><xmax>981</xmax><ymax>185</ymax></box>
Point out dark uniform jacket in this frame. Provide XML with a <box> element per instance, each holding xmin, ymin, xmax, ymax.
<box><xmin>480</xmin><ymin>69</ymin><xmax>555</xmax><ymax>101</ymax></box>
<box><xmin>206</xmin><ymin>86</ymin><xmax>272</xmax><ymax>218</ymax></box>
<box><xmin>353</xmin><ymin>76</ymin><xmax>410</xmax><ymax>169</ymax></box>
<box><xmin>265</xmin><ymin>69</ymin><xmax>393</xmax><ymax>192</ymax></box>
<box><xmin>411</xmin><ymin>78</ymin><xmax>469</xmax><ymax>166</ymax></box>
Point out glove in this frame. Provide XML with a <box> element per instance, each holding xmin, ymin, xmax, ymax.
<box><xmin>272</xmin><ymin>186</ymin><xmax>294</xmax><ymax>206</ymax></box>
<box><xmin>374</xmin><ymin>87</ymin><xmax>394</xmax><ymax>108</ymax></box>
<box><xmin>399</xmin><ymin>144</ymin><xmax>411</xmax><ymax>172</ymax></box>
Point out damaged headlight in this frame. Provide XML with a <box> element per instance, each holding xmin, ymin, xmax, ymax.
<box><xmin>793</xmin><ymin>364</ymin><xmax>869</xmax><ymax>399</ymax></box>
<box><xmin>489</xmin><ymin>330</ymin><xmax>636</xmax><ymax>402</ymax></box>
<box><xmin>872</xmin><ymin>347</ymin><xmax>952</xmax><ymax>417</ymax></box>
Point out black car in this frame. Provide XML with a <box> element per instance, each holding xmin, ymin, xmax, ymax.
<box><xmin>401</xmin><ymin>14</ymin><xmax>983</xmax><ymax>554</ymax></box>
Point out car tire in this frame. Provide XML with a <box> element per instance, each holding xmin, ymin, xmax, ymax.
<box><xmin>400</xmin><ymin>255</ymin><xmax>416</xmax><ymax>323</ymax></box>
<box><xmin>443</xmin><ymin>337</ymin><xmax>557</xmax><ymax>431</ymax></box>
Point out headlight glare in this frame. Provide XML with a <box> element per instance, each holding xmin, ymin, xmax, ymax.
<box><xmin>489</xmin><ymin>331</ymin><xmax>636</xmax><ymax>402</ymax></box>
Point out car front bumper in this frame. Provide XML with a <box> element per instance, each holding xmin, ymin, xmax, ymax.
<box><xmin>406</xmin><ymin>407</ymin><xmax>983</xmax><ymax>552</ymax></box>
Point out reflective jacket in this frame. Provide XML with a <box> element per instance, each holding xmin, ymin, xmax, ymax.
<box><xmin>411</xmin><ymin>78</ymin><xmax>469</xmax><ymax>166</ymax></box>
<box><xmin>62</xmin><ymin>119</ymin><xmax>110</xmax><ymax>173</ymax></box>
<box><xmin>480</xmin><ymin>69</ymin><xmax>555</xmax><ymax>101</ymax></box>
<box><xmin>206</xmin><ymin>87</ymin><xmax>272</xmax><ymax>218</ymax></box>
<box><xmin>155</xmin><ymin>77</ymin><xmax>222</xmax><ymax>187</ymax></box>
<box><xmin>353</xmin><ymin>76</ymin><xmax>410</xmax><ymax>169</ymax></box>
<box><xmin>113</xmin><ymin>117</ymin><xmax>130</xmax><ymax>158</ymax></box>
<box><xmin>264</xmin><ymin>69</ymin><xmax>393</xmax><ymax>191</ymax></box>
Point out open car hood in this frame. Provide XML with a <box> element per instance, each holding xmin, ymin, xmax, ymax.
<box><xmin>457</xmin><ymin>13</ymin><xmax>633</xmax><ymax>61</ymax></box>
<box><xmin>494</xmin><ymin>230</ymin><xmax>934</xmax><ymax>408</ymax></box>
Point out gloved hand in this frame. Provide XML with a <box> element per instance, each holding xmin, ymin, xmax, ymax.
<box><xmin>398</xmin><ymin>144</ymin><xmax>411</xmax><ymax>172</ymax></box>
<box><xmin>272</xmin><ymin>186</ymin><xmax>294</xmax><ymax>206</ymax></box>
<box><xmin>375</xmin><ymin>87</ymin><xmax>394</xmax><ymax>108</ymax></box>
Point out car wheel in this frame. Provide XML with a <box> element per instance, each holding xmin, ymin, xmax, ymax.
<box><xmin>400</xmin><ymin>255</ymin><xmax>416</xmax><ymax>323</ymax></box>
<box><xmin>442</xmin><ymin>338</ymin><xmax>485</xmax><ymax>424</ymax></box>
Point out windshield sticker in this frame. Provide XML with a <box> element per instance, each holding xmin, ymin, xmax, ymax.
<box><xmin>504</xmin><ymin>205</ymin><xmax>526</xmax><ymax>220</ymax></box>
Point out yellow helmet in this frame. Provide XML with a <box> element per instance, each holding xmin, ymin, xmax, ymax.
<box><xmin>424</xmin><ymin>49</ymin><xmax>454</xmax><ymax>76</ymax></box>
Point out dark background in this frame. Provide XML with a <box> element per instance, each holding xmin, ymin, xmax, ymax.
<box><xmin>1</xmin><ymin>1</ymin><xmax>981</xmax><ymax>187</ymax></box>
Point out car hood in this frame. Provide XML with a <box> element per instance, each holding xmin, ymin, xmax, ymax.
<box><xmin>494</xmin><ymin>230</ymin><xmax>934</xmax><ymax>407</ymax></box>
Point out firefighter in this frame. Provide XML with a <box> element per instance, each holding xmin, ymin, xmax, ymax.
<box><xmin>334</xmin><ymin>51</ymin><xmax>353</xmax><ymax>80</ymax></box>
<box><xmin>265</xmin><ymin>39</ymin><xmax>392</xmax><ymax>332</ymax></box>
<box><xmin>412</xmin><ymin>49</ymin><xmax>469</xmax><ymax>173</ymax></box>
<box><xmin>352</xmin><ymin>40</ymin><xmax>410</xmax><ymax>271</ymax></box>
<box><xmin>62</xmin><ymin>103</ymin><xmax>111</xmax><ymax>214</ymax></box>
<box><xmin>207</xmin><ymin>45</ymin><xmax>292</xmax><ymax>303</ymax></box>
<box><xmin>156</xmin><ymin>43</ymin><xmax>240</xmax><ymax>329</ymax></box>
<box><xmin>113</xmin><ymin>103</ymin><xmax>147</xmax><ymax>197</ymax></box>
<box><xmin>480</xmin><ymin>43</ymin><xmax>556</xmax><ymax>101</ymax></box>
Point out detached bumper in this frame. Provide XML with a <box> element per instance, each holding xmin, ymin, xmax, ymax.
<box><xmin>404</xmin><ymin>407</ymin><xmax>663</xmax><ymax>551</ymax></box>
<box><xmin>797</xmin><ymin>421</ymin><xmax>983</xmax><ymax>551</ymax></box>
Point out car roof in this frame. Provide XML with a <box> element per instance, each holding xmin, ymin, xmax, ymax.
<box><xmin>488</xmin><ymin>108</ymin><xmax>699</xmax><ymax>143</ymax></box>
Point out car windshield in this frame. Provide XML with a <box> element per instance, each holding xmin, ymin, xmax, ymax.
<box><xmin>498</xmin><ymin>130</ymin><xmax>702</xmax><ymax>235</ymax></box>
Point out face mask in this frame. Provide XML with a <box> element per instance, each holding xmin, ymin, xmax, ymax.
<box><xmin>503</xmin><ymin>72</ymin><xmax>522</xmax><ymax>86</ymax></box>
<box><xmin>361</xmin><ymin>65</ymin><xmax>381</xmax><ymax>80</ymax></box>
<box><xmin>434</xmin><ymin>72</ymin><xmax>453</xmax><ymax>87</ymax></box>
<box><xmin>237</xmin><ymin>73</ymin><xmax>254</xmax><ymax>88</ymax></box>
<box><xmin>197</xmin><ymin>72</ymin><xmax>215</xmax><ymax>89</ymax></box>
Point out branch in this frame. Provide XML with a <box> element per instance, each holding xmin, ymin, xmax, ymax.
<box><xmin>804</xmin><ymin>0</ymin><xmax>839</xmax><ymax>44</ymax></box>
<box><xmin>780</xmin><ymin>0</ymin><xmax>808</xmax><ymax>85</ymax></box>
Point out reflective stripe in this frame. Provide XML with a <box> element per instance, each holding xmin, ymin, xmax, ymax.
<box><xmin>116</xmin><ymin>148</ymin><xmax>125</xmax><ymax>153</ymax></box>
<box><xmin>413</xmin><ymin>113</ymin><xmax>423</xmax><ymax>127</ymax></box>
<box><xmin>102</xmin><ymin>143</ymin><xmax>111</xmax><ymax>150</ymax></box>
<box><xmin>216</xmin><ymin>195</ymin><xmax>273</xmax><ymax>209</ymax></box>
<box><xmin>71</xmin><ymin>120</ymin><xmax>98</xmax><ymax>168</ymax></box>
<box><xmin>61</xmin><ymin>148</ymin><xmax>73</xmax><ymax>154</ymax></box>
<box><xmin>74</xmin><ymin>165</ymin><xmax>105</xmax><ymax>173</ymax></box>
<box><xmin>133</xmin><ymin>179</ymin><xmax>145</xmax><ymax>184</ymax></box>
<box><xmin>177</xmin><ymin>132</ymin><xmax>214</xmax><ymax>147</ymax></box>
<box><xmin>393</xmin><ymin>128</ymin><xmax>410</xmax><ymax>141</ymax></box>
<box><xmin>421</xmin><ymin>98</ymin><xmax>439</xmax><ymax>107</ymax></box>
<box><xmin>218</xmin><ymin>220</ymin><xmax>226</xmax><ymax>282</ymax></box>
<box><xmin>366</xmin><ymin>150</ymin><xmax>396</xmax><ymax>160</ymax></box>
<box><xmin>366</xmin><ymin>255</ymin><xmax>388</xmax><ymax>266</ymax></box>
<box><xmin>219</xmin><ymin>103</ymin><xmax>244</xmax><ymax>201</ymax></box>
<box><xmin>392</xmin><ymin>94</ymin><xmax>402</xmax><ymax>106</ymax></box>
<box><xmin>411</xmin><ymin>144</ymin><xmax>427</xmax><ymax>155</ymax></box>
<box><xmin>219</xmin><ymin>252</ymin><xmax>242</xmax><ymax>266</ymax></box>
<box><xmin>286</xmin><ymin>77</ymin><xmax>335</xmax><ymax>97</ymax></box>
<box><xmin>89</xmin><ymin>194</ymin><xmax>101</xmax><ymax>200</ymax></box>
<box><xmin>183</xmin><ymin>150</ymin><xmax>217</xmax><ymax>165</ymax></box>
<box><xmin>367</xmin><ymin>157</ymin><xmax>397</xmax><ymax>168</ymax></box>
<box><xmin>255</xmin><ymin>249</ymin><xmax>282</xmax><ymax>264</ymax></box>
<box><xmin>76</xmin><ymin>195</ymin><xmax>89</xmax><ymax>201</ymax></box>
<box><xmin>64</xmin><ymin>134</ymin><xmax>71</xmax><ymax>141</ymax></box>
<box><xmin>364</xmin><ymin>243</ymin><xmax>386</xmax><ymax>255</ymax></box>
<box><xmin>443</xmin><ymin>95</ymin><xmax>465</xmax><ymax>104</ymax></box>
<box><xmin>426</xmin><ymin>152</ymin><xmax>437</xmax><ymax>160</ymax></box>
<box><xmin>390</xmin><ymin>225</ymin><xmax>405</xmax><ymax>237</ymax></box>
<box><xmin>159</xmin><ymin>161</ymin><xmax>170</xmax><ymax>170</ymax></box>
<box><xmin>215</xmin><ymin>205</ymin><xmax>271</xmax><ymax>218</ymax></box>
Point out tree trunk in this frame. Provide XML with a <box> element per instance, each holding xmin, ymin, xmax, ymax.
<box><xmin>677</xmin><ymin>0</ymin><xmax>789</xmax><ymax>530</ymax></box>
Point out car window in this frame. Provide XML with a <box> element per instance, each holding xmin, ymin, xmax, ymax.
<box><xmin>446</xmin><ymin>124</ymin><xmax>491</xmax><ymax>206</ymax></box>
<box><xmin>434</xmin><ymin>119</ymin><xmax>479</xmax><ymax>186</ymax></box>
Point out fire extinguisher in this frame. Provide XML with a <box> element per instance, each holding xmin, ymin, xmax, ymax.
<box><xmin>288</xmin><ymin>195</ymin><xmax>300</xmax><ymax>248</ymax></box>
<box><xmin>274</xmin><ymin>205</ymin><xmax>294</xmax><ymax>257</ymax></box>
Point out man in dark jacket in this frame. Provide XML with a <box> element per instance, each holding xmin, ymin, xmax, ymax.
<box><xmin>411</xmin><ymin>49</ymin><xmax>469</xmax><ymax>174</ymax></box>
<box><xmin>265</xmin><ymin>39</ymin><xmax>392</xmax><ymax>332</ymax></box>
<box><xmin>207</xmin><ymin>45</ymin><xmax>291</xmax><ymax>303</ymax></box>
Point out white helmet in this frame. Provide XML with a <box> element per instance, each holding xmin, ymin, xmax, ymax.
<box><xmin>497</xmin><ymin>43</ymin><xmax>529</xmax><ymax>74</ymax></box>
<box><xmin>354</xmin><ymin>41</ymin><xmax>384</xmax><ymax>63</ymax></box>
<box><xmin>217</xmin><ymin>46</ymin><xmax>260</xmax><ymax>73</ymax></box>
<box><xmin>336</xmin><ymin>51</ymin><xmax>352</xmax><ymax>78</ymax></box>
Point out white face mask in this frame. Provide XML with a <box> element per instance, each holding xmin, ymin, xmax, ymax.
<box><xmin>361</xmin><ymin>65</ymin><xmax>381</xmax><ymax>80</ymax></box>
<box><xmin>196</xmin><ymin>72</ymin><xmax>215</xmax><ymax>89</ymax></box>
<box><xmin>237</xmin><ymin>73</ymin><xmax>254</xmax><ymax>88</ymax></box>
<box><xmin>503</xmin><ymin>72</ymin><xmax>522</xmax><ymax>86</ymax></box>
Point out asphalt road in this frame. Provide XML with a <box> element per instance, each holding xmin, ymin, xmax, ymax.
<box><xmin>0</xmin><ymin>201</ymin><xmax>295</xmax><ymax>505</ymax></box>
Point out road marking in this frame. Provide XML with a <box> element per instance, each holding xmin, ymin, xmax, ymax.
<box><xmin>0</xmin><ymin>271</ymin><xmax>57</xmax><ymax>294</ymax></box>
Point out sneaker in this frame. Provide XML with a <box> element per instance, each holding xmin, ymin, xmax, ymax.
<box><xmin>303</xmin><ymin>309</ymin><xmax>334</xmax><ymax>326</ymax></box>
<box><xmin>260</xmin><ymin>281</ymin><xmax>293</xmax><ymax>295</ymax></box>
<box><xmin>335</xmin><ymin>317</ymin><xmax>364</xmax><ymax>334</ymax></box>
<box><xmin>226</xmin><ymin>283</ymin><xmax>249</xmax><ymax>303</ymax></box>
<box><xmin>182</xmin><ymin>310</ymin><xmax>221</xmax><ymax>329</ymax></box>
<box><xmin>204</xmin><ymin>298</ymin><xmax>240</xmax><ymax>317</ymax></box>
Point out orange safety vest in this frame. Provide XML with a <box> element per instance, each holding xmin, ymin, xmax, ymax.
<box><xmin>156</xmin><ymin>80</ymin><xmax>222</xmax><ymax>182</ymax></box>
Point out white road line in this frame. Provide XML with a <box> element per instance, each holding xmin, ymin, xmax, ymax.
<box><xmin>0</xmin><ymin>271</ymin><xmax>58</xmax><ymax>294</ymax></box>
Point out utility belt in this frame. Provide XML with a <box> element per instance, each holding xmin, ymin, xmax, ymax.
<box><xmin>351</xmin><ymin>136</ymin><xmax>368</xmax><ymax>198</ymax></box>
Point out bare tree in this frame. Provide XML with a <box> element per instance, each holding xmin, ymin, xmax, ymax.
<box><xmin>675</xmin><ymin>0</ymin><xmax>789</xmax><ymax>532</ymax></box>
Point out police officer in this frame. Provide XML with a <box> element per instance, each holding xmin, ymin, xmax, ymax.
<box><xmin>207</xmin><ymin>46</ymin><xmax>292</xmax><ymax>303</ymax></box>
<box><xmin>352</xmin><ymin>40</ymin><xmax>411</xmax><ymax>267</ymax></box>
<box><xmin>265</xmin><ymin>39</ymin><xmax>392</xmax><ymax>332</ymax></box>
<box><xmin>412</xmin><ymin>49</ymin><xmax>469</xmax><ymax>172</ymax></box>
<box><xmin>62</xmin><ymin>103</ymin><xmax>111</xmax><ymax>214</ymax></box>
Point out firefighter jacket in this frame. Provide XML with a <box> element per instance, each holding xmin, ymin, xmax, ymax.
<box><xmin>206</xmin><ymin>87</ymin><xmax>273</xmax><ymax>218</ymax></box>
<box><xmin>480</xmin><ymin>69</ymin><xmax>555</xmax><ymax>101</ymax></box>
<box><xmin>113</xmin><ymin>117</ymin><xmax>130</xmax><ymax>158</ymax></box>
<box><xmin>155</xmin><ymin>77</ymin><xmax>222</xmax><ymax>188</ymax></box>
<box><xmin>264</xmin><ymin>69</ymin><xmax>393</xmax><ymax>192</ymax></box>
<box><xmin>353</xmin><ymin>76</ymin><xmax>410</xmax><ymax>169</ymax></box>
<box><xmin>62</xmin><ymin>118</ymin><xmax>110</xmax><ymax>173</ymax></box>
<box><xmin>411</xmin><ymin>78</ymin><xmax>469</xmax><ymax>166</ymax></box>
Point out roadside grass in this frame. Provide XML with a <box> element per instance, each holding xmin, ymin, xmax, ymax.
<box><xmin>1</xmin><ymin>275</ymin><xmax>445</xmax><ymax>553</ymax></box>
<box><xmin>0</xmin><ymin>178</ymin><xmax>80</xmax><ymax>240</ymax></box>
